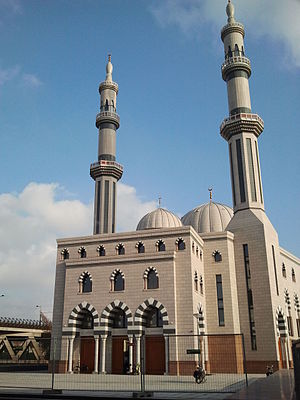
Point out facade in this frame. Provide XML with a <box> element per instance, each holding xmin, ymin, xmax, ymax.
<box><xmin>51</xmin><ymin>1</ymin><xmax>300</xmax><ymax>374</ymax></box>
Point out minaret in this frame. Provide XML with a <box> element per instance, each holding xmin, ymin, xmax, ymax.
<box><xmin>220</xmin><ymin>1</ymin><xmax>264</xmax><ymax>214</ymax></box>
<box><xmin>90</xmin><ymin>56</ymin><xmax>123</xmax><ymax>234</ymax></box>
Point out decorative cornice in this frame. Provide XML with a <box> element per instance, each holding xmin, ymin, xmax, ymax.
<box><xmin>220</xmin><ymin>113</ymin><xmax>264</xmax><ymax>141</ymax></box>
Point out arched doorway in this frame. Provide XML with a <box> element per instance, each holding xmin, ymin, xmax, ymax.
<box><xmin>78</xmin><ymin>309</ymin><xmax>95</xmax><ymax>373</ymax></box>
<box><xmin>144</xmin><ymin>305</ymin><xmax>165</xmax><ymax>375</ymax></box>
<box><xmin>111</xmin><ymin>307</ymin><xmax>129</xmax><ymax>374</ymax></box>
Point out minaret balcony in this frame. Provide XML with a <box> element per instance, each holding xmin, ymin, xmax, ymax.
<box><xmin>220</xmin><ymin>113</ymin><xmax>264</xmax><ymax>141</ymax></box>
<box><xmin>90</xmin><ymin>160</ymin><xmax>123</xmax><ymax>181</ymax></box>
<box><xmin>221</xmin><ymin>22</ymin><xmax>245</xmax><ymax>41</ymax></box>
<box><xmin>96</xmin><ymin>111</ymin><xmax>120</xmax><ymax>129</ymax></box>
<box><xmin>222</xmin><ymin>56</ymin><xmax>251</xmax><ymax>80</ymax></box>
<box><xmin>99</xmin><ymin>80</ymin><xmax>119</xmax><ymax>94</ymax></box>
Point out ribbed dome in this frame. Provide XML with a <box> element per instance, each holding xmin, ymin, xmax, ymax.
<box><xmin>181</xmin><ymin>202</ymin><xmax>233</xmax><ymax>233</ymax></box>
<box><xmin>136</xmin><ymin>208</ymin><xmax>182</xmax><ymax>231</ymax></box>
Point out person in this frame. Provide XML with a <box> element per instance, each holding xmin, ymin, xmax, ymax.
<box><xmin>193</xmin><ymin>365</ymin><xmax>205</xmax><ymax>383</ymax></box>
<box><xmin>266</xmin><ymin>365</ymin><xmax>273</xmax><ymax>376</ymax></box>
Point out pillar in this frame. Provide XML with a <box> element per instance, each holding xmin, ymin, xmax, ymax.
<box><xmin>164</xmin><ymin>335</ymin><xmax>169</xmax><ymax>375</ymax></box>
<box><xmin>93</xmin><ymin>335</ymin><xmax>99</xmax><ymax>374</ymax></box>
<box><xmin>135</xmin><ymin>334</ymin><xmax>141</xmax><ymax>369</ymax></box>
<box><xmin>68</xmin><ymin>336</ymin><xmax>75</xmax><ymax>373</ymax></box>
<box><xmin>128</xmin><ymin>335</ymin><xmax>133</xmax><ymax>373</ymax></box>
<box><xmin>100</xmin><ymin>335</ymin><xmax>107</xmax><ymax>373</ymax></box>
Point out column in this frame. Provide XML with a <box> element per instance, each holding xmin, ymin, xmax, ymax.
<box><xmin>100</xmin><ymin>335</ymin><xmax>107</xmax><ymax>374</ymax></box>
<box><xmin>93</xmin><ymin>335</ymin><xmax>99</xmax><ymax>374</ymax></box>
<box><xmin>68</xmin><ymin>336</ymin><xmax>75</xmax><ymax>373</ymax></box>
<box><xmin>135</xmin><ymin>334</ymin><xmax>141</xmax><ymax>370</ymax></box>
<box><xmin>164</xmin><ymin>335</ymin><xmax>169</xmax><ymax>375</ymax></box>
<box><xmin>128</xmin><ymin>335</ymin><xmax>133</xmax><ymax>373</ymax></box>
<box><xmin>284</xmin><ymin>338</ymin><xmax>290</xmax><ymax>370</ymax></box>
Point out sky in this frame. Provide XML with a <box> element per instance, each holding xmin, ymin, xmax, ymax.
<box><xmin>0</xmin><ymin>0</ymin><xmax>299</xmax><ymax>320</ymax></box>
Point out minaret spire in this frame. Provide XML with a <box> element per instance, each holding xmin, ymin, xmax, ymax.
<box><xmin>90</xmin><ymin>56</ymin><xmax>123</xmax><ymax>234</ymax></box>
<box><xmin>220</xmin><ymin>2</ymin><xmax>264</xmax><ymax>214</ymax></box>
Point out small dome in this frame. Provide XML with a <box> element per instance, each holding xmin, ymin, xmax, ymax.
<box><xmin>181</xmin><ymin>202</ymin><xmax>233</xmax><ymax>233</ymax></box>
<box><xmin>136</xmin><ymin>208</ymin><xmax>182</xmax><ymax>231</ymax></box>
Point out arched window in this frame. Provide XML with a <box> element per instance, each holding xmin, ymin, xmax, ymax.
<box><xmin>241</xmin><ymin>46</ymin><xmax>245</xmax><ymax>56</ymax></box>
<box><xmin>156</xmin><ymin>240</ymin><xmax>165</xmax><ymax>252</ymax></box>
<box><xmin>200</xmin><ymin>276</ymin><xmax>203</xmax><ymax>295</ymax></box>
<box><xmin>116</xmin><ymin>243</ymin><xmax>125</xmax><ymax>255</ymax></box>
<box><xmin>97</xmin><ymin>245</ymin><xmax>105</xmax><ymax>257</ymax></box>
<box><xmin>145</xmin><ymin>306</ymin><xmax>163</xmax><ymax>328</ymax></box>
<box><xmin>78</xmin><ymin>246</ymin><xmax>86</xmax><ymax>258</ymax></box>
<box><xmin>82</xmin><ymin>274</ymin><xmax>92</xmax><ymax>293</ymax></box>
<box><xmin>292</xmin><ymin>268</ymin><xmax>296</xmax><ymax>282</ymax></box>
<box><xmin>192</xmin><ymin>242</ymin><xmax>195</xmax><ymax>253</ymax></box>
<box><xmin>200</xmin><ymin>250</ymin><xmax>203</xmax><ymax>261</ymax></box>
<box><xmin>114</xmin><ymin>272</ymin><xmax>124</xmax><ymax>291</ymax></box>
<box><xmin>136</xmin><ymin>241</ymin><xmax>145</xmax><ymax>254</ymax></box>
<box><xmin>282</xmin><ymin>263</ymin><xmax>286</xmax><ymax>278</ymax></box>
<box><xmin>196</xmin><ymin>246</ymin><xmax>199</xmax><ymax>257</ymax></box>
<box><xmin>61</xmin><ymin>248</ymin><xmax>69</xmax><ymax>260</ymax></box>
<box><xmin>78</xmin><ymin>309</ymin><xmax>94</xmax><ymax>329</ymax></box>
<box><xmin>112</xmin><ymin>307</ymin><xmax>127</xmax><ymax>328</ymax></box>
<box><xmin>228</xmin><ymin>45</ymin><xmax>232</xmax><ymax>58</ymax></box>
<box><xmin>194</xmin><ymin>272</ymin><xmax>198</xmax><ymax>291</ymax></box>
<box><xmin>147</xmin><ymin>269</ymin><xmax>159</xmax><ymax>289</ymax></box>
<box><xmin>105</xmin><ymin>99</ymin><xmax>109</xmax><ymax>110</ymax></box>
<box><xmin>213</xmin><ymin>250</ymin><xmax>222</xmax><ymax>262</ymax></box>
<box><xmin>234</xmin><ymin>43</ymin><xmax>239</xmax><ymax>56</ymax></box>
<box><xmin>176</xmin><ymin>238</ymin><xmax>185</xmax><ymax>251</ymax></box>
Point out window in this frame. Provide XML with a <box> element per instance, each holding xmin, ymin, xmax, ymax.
<box><xmin>287</xmin><ymin>316</ymin><xmax>294</xmax><ymax>337</ymax></box>
<box><xmin>177</xmin><ymin>238</ymin><xmax>185</xmax><ymax>251</ymax></box>
<box><xmin>234</xmin><ymin>43</ymin><xmax>239</xmax><ymax>56</ymax></box>
<box><xmin>192</xmin><ymin>242</ymin><xmax>195</xmax><ymax>253</ymax></box>
<box><xmin>61</xmin><ymin>248</ymin><xmax>69</xmax><ymax>260</ymax></box>
<box><xmin>156</xmin><ymin>240</ymin><xmax>165</xmax><ymax>252</ymax></box>
<box><xmin>216</xmin><ymin>274</ymin><xmax>225</xmax><ymax>326</ymax></box>
<box><xmin>196</xmin><ymin>247</ymin><xmax>199</xmax><ymax>257</ymax></box>
<box><xmin>200</xmin><ymin>276</ymin><xmax>203</xmax><ymax>295</ymax></box>
<box><xmin>282</xmin><ymin>263</ymin><xmax>286</xmax><ymax>278</ymax></box>
<box><xmin>80</xmin><ymin>310</ymin><xmax>93</xmax><ymax>329</ymax></box>
<box><xmin>78</xmin><ymin>247</ymin><xmax>86</xmax><ymax>258</ymax></box>
<box><xmin>112</xmin><ymin>308</ymin><xmax>127</xmax><ymax>328</ymax></box>
<box><xmin>97</xmin><ymin>245</ymin><xmax>105</xmax><ymax>257</ymax></box>
<box><xmin>292</xmin><ymin>268</ymin><xmax>296</xmax><ymax>282</ymax></box>
<box><xmin>243</xmin><ymin>244</ymin><xmax>257</xmax><ymax>350</ymax></box>
<box><xmin>147</xmin><ymin>269</ymin><xmax>159</xmax><ymax>289</ymax></box>
<box><xmin>145</xmin><ymin>306</ymin><xmax>163</xmax><ymax>328</ymax></box>
<box><xmin>114</xmin><ymin>272</ymin><xmax>124</xmax><ymax>291</ymax></box>
<box><xmin>228</xmin><ymin>45</ymin><xmax>232</xmax><ymax>58</ymax></box>
<box><xmin>136</xmin><ymin>241</ymin><xmax>145</xmax><ymax>254</ymax></box>
<box><xmin>116</xmin><ymin>243</ymin><xmax>125</xmax><ymax>255</ymax></box>
<box><xmin>82</xmin><ymin>274</ymin><xmax>92</xmax><ymax>293</ymax></box>
<box><xmin>194</xmin><ymin>272</ymin><xmax>198</xmax><ymax>292</ymax></box>
<box><xmin>241</xmin><ymin>46</ymin><xmax>245</xmax><ymax>56</ymax></box>
<box><xmin>213</xmin><ymin>251</ymin><xmax>222</xmax><ymax>262</ymax></box>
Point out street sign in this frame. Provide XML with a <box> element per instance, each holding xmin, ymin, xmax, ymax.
<box><xmin>186</xmin><ymin>349</ymin><xmax>201</xmax><ymax>355</ymax></box>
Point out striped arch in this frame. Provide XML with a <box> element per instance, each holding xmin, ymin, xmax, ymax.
<box><xmin>135</xmin><ymin>240</ymin><xmax>144</xmax><ymax>248</ymax></box>
<box><xmin>197</xmin><ymin>303</ymin><xmax>205</xmax><ymax>334</ymax></box>
<box><xmin>78</xmin><ymin>270</ymin><xmax>92</xmax><ymax>283</ymax></box>
<box><xmin>275</xmin><ymin>306</ymin><xmax>288</xmax><ymax>337</ymax></box>
<box><xmin>110</xmin><ymin>268</ymin><xmax>124</xmax><ymax>281</ymax></box>
<box><xmin>100</xmin><ymin>300</ymin><xmax>133</xmax><ymax>333</ymax></box>
<box><xmin>143</xmin><ymin>266</ymin><xmax>159</xmax><ymax>279</ymax></box>
<box><xmin>135</xmin><ymin>298</ymin><xmax>169</xmax><ymax>331</ymax></box>
<box><xmin>67</xmin><ymin>301</ymin><xmax>100</xmax><ymax>332</ymax></box>
<box><xmin>115</xmin><ymin>243</ymin><xmax>125</xmax><ymax>250</ymax></box>
<box><xmin>284</xmin><ymin>289</ymin><xmax>291</xmax><ymax>311</ymax></box>
<box><xmin>294</xmin><ymin>293</ymin><xmax>300</xmax><ymax>315</ymax></box>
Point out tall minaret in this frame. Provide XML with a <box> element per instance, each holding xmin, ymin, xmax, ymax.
<box><xmin>220</xmin><ymin>1</ymin><xmax>264</xmax><ymax>214</ymax></box>
<box><xmin>90</xmin><ymin>56</ymin><xmax>123</xmax><ymax>234</ymax></box>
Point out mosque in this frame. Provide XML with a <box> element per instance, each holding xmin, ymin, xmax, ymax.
<box><xmin>51</xmin><ymin>1</ymin><xmax>300</xmax><ymax>374</ymax></box>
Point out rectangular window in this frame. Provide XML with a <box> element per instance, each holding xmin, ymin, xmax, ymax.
<box><xmin>216</xmin><ymin>275</ymin><xmax>225</xmax><ymax>326</ymax></box>
<box><xmin>246</xmin><ymin>138</ymin><xmax>257</xmax><ymax>202</ymax></box>
<box><xmin>297</xmin><ymin>319</ymin><xmax>300</xmax><ymax>337</ymax></box>
<box><xmin>236</xmin><ymin>139</ymin><xmax>246</xmax><ymax>203</ymax></box>
<box><xmin>243</xmin><ymin>244</ymin><xmax>257</xmax><ymax>350</ymax></box>
<box><xmin>229</xmin><ymin>143</ymin><xmax>236</xmax><ymax>207</ymax></box>
<box><xmin>104</xmin><ymin>180</ymin><xmax>109</xmax><ymax>233</ymax></box>
<box><xmin>255</xmin><ymin>141</ymin><xmax>263</xmax><ymax>204</ymax></box>
<box><xmin>272</xmin><ymin>245</ymin><xmax>279</xmax><ymax>296</ymax></box>
<box><xmin>287</xmin><ymin>316</ymin><xmax>294</xmax><ymax>337</ymax></box>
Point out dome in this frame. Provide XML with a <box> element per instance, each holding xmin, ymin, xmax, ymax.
<box><xmin>181</xmin><ymin>202</ymin><xmax>233</xmax><ymax>233</ymax></box>
<box><xmin>136</xmin><ymin>208</ymin><xmax>182</xmax><ymax>231</ymax></box>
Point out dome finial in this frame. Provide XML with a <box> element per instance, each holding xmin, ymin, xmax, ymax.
<box><xmin>106</xmin><ymin>53</ymin><xmax>113</xmax><ymax>82</ymax></box>
<box><xmin>208</xmin><ymin>187</ymin><xmax>213</xmax><ymax>202</ymax></box>
<box><xmin>226</xmin><ymin>0</ymin><xmax>235</xmax><ymax>23</ymax></box>
<box><xmin>158</xmin><ymin>195</ymin><xmax>162</xmax><ymax>208</ymax></box>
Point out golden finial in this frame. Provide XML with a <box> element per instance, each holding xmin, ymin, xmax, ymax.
<box><xmin>208</xmin><ymin>187</ymin><xmax>213</xmax><ymax>201</ymax></box>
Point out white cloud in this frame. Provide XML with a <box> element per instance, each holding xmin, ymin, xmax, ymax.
<box><xmin>150</xmin><ymin>0</ymin><xmax>300</xmax><ymax>68</ymax></box>
<box><xmin>22</xmin><ymin>73</ymin><xmax>43</xmax><ymax>88</ymax></box>
<box><xmin>0</xmin><ymin>182</ymin><xmax>155</xmax><ymax>320</ymax></box>
<box><xmin>0</xmin><ymin>65</ymin><xmax>20</xmax><ymax>86</ymax></box>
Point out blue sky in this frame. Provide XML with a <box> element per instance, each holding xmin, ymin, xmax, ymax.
<box><xmin>0</xmin><ymin>0</ymin><xmax>299</xmax><ymax>319</ymax></box>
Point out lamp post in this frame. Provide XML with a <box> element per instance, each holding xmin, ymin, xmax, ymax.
<box><xmin>193</xmin><ymin>313</ymin><xmax>201</xmax><ymax>366</ymax></box>
<box><xmin>36</xmin><ymin>305</ymin><xmax>41</xmax><ymax>324</ymax></box>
